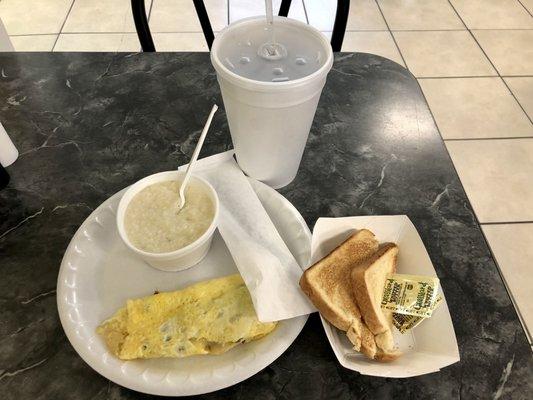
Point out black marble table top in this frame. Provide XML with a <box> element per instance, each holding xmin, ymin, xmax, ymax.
<box><xmin>0</xmin><ymin>53</ymin><xmax>531</xmax><ymax>400</ymax></box>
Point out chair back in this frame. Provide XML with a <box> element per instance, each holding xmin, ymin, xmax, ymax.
<box><xmin>131</xmin><ymin>0</ymin><xmax>350</xmax><ymax>52</ymax></box>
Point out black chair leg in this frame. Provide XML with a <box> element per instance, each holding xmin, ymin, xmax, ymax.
<box><xmin>331</xmin><ymin>0</ymin><xmax>350</xmax><ymax>52</ymax></box>
<box><xmin>131</xmin><ymin>0</ymin><xmax>155</xmax><ymax>52</ymax></box>
<box><xmin>193</xmin><ymin>0</ymin><xmax>215</xmax><ymax>50</ymax></box>
<box><xmin>0</xmin><ymin>164</ymin><xmax>9</xmax><ymax>190</ymax></box>
<box><xmin>132</xmin><ymin>0</ymin><xmax>348</xmax><ymax>53</ymax></box>
<box><xmin>278</xmin><ymin>0</ymin><xmax>292</xmax><ymax>17</ymax></box>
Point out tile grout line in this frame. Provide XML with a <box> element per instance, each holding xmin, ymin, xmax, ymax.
<box><xmin>325</xmin><ymin>30</ymin><xmax>406</xmax><ymax>33</ymax></box>
<box><xmin>445</xmin><ymin>0</ymin><xmax>533</xmax><ymax>125</ymax></box>
<box><xmin>372</xmin><ymin>0</ymin><xmax>409</xmax><ymax>69</ymax></box>
<box><xmin>392</xmin><ymin>28</ymin><xmax>533</xmax><ymax>32</ymax></box>
<box><xmin>418</xmin><ymin>75</ymin><xmax>533</xmax><ymax>79</ymax></box>
<box><xmin>391</xmin><ymin>29</ymin><xmax>468</xmax><ymax>32</ymax></box>
<box><xmin>56</xmin><ymin>31</ymin><xmax>203</xmax><ymax>35</ymax></box>
<box><xmin>444</xmin><ymin>136</ymin><xmax>533</xmax><ymax>141</ymax></box>
<box><xmin>48</xmin><ymin>31</ymin><xmax>140</xmax><ymax>35</ymax></box>
<box><xmin>148</xmin><ymin>0</ymin><xmax>154</xmax><ymax>21</ymax></box>
<box><xmin>481</xmin><ymin>221</ymin><xmax>533</xmax><ymax>225</ymax></box>
<box><xmin>9</xmin><ymin>33</ymin><xmax>62</xmax><ymax>37</ymax></box>
<box><xmin>416</xmin><ymin>74</ymin><xmax>499</xmax><ymax>79</ymax></box>
<box><xmin>501</xmin><ymin>75</ymin><xmax>533</xmax><ymax>124</ymax></box>
<box><xmin>154</xmin><ymin>31</ymin><xmax>220</xmax><ymax>34</ymax></box>
<box><xmin>52</xmin><ymin>0</ymin><xmax>76</xmax><ymax>52</ymax></box>
<box><xmin>343</xmin><ymin>28</ymin><xmax>406</xmax><ymax>32</ymax></box>
<box><xmin>517</xmin><ymin>0</ymin><xmax>533</xmax><ymax>18</ymax></box>
<box><xmin>501</xmin><ymin>74</ymin><xmax>533</xmax><ymax>78</ymax></box>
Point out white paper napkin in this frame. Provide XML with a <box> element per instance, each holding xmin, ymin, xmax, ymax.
<box><xmin>179</xmin><ymin>151</ymin><xmax>315</xmax><ymax>322</ymax></box>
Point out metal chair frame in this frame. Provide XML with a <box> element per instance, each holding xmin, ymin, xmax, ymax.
<box><xmin>131</xmin><ymin>0</ymin><xmax>350</xmax><ymax>52</ymax></box>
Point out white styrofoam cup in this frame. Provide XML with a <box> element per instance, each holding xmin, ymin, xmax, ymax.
<box><xmin>211</xmin><ymin>17</ymin><xmax>333</xmax><ymax>188</ymax></box>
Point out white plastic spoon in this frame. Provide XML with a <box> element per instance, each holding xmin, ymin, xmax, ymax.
<box><xmin>177</xmin><ymin>104</ymin><xmax>218</xmax><ymax>210</ymax></box>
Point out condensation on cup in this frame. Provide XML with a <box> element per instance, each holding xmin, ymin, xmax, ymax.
<box><xmin>211</xmin><ymin>16</ymin><xmax>333</xmax><ymax>189</ymax></box>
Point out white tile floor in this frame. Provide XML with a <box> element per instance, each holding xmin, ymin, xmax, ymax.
<box><xmin>1</xmin><ymin>0</ymin><xmax>533</xmax><ymax>344</ymax></box>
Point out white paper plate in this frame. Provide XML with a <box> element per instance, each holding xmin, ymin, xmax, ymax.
<box><xmin>310</xmin><ymin>216</ymin><xmax>460</xmax><ymax>378</ymax></box>
<box><xmin>57</xmin><ymin>179</ymin><xmax>310</xmax><ymax>396</ymax></box>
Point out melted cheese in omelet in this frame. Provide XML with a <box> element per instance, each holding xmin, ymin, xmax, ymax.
<box><xmin>96</xmin><ymin>274</ymin><xmax>276</xmax><ymax>360</ymax></box>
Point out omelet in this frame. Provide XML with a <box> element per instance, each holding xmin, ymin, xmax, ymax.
<box><xmin>96</xmin><ymin>274</ymin><xmax>277</xmax><ymax>360</ymax></box>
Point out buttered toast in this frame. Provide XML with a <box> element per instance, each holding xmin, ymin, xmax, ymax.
<box><xmin>299</xmin><ymin>230</ymin><xmax>379</xmax><ymax>357</ymax></box>
<box><xmin>351</xmin><ymin>243</ymin><xmax>398</xmax><ymax>334</ymax></box>
<box><xmin>351</xmin><ymin>242</ymin><xmax>401</xmax><ymax>360</ymax></box>
<box><xmin>300</xmin><ymin>229</ymin><xmax>402</xmax><ymax>362</ymax></box>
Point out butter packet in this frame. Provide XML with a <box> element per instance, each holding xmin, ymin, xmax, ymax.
<box><xmin>393</xmin><ymin>296</ymin><xmax>443</xmax><ymax>333</ymax></box>
<box><xmin>381</xmin><ymin>273</ymin><xmax>439</xmax><ymax>318</ymax></box>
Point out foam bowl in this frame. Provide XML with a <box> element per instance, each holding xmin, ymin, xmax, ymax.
<box><xmin>116</xmin><ymin>171</ymin><xmax>219</xmax><ymax>272</ymax></box>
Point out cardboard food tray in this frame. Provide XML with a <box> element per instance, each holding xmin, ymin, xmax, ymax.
<box><xmin>310</xmin><ymin>215</ymin><xmax>460</xmax><ymax>378</ymax></box>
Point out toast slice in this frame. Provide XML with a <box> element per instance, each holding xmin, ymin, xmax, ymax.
<box><xmin>347</xmin><ymin>320</ymin><xmax>377</xmax><ymax>359</ymax></box>
<box><xmin>375</xmin><ymin>330</ymin><xmax>401</xmax><ymax>361</ymax></box>
<box><xmin>351</xmin><ymin>243</ymin><xmax>398</xmax><ymax>336</ymax></box>
<box><xmin>351</xmin><ymin>243</ymin><xmax>401</xmax><ymax>361</ymax></box>
<box><xmin>299</xmin><ymin>229</ymin><xmax>379</xmax><ymax>333</ymax></box>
